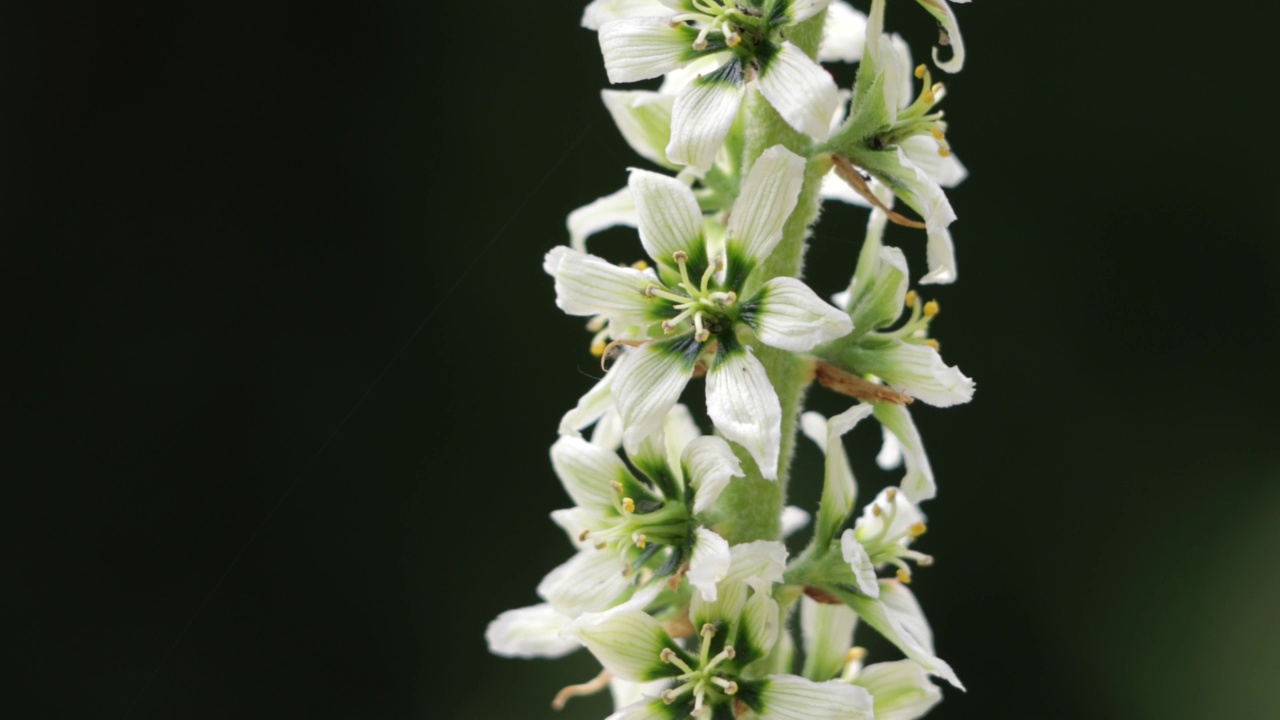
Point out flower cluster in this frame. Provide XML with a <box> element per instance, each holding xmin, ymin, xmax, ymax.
<box><xmin>488</xmin><ymin>1</ymin><xmax>977</xmax><ymax>717</ymax></box>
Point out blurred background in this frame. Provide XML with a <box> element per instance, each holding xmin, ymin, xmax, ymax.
<box><xmin>8</xmin><ymin>2</ymin><xmax>1280</xmax><ymax>718</ymax></box>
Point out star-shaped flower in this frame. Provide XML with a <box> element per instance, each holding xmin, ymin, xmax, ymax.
<box><xmin>546</xmin><ymin>145</ymin><xmax>853</xmax><ymax>478</ymax></box>
<box><xmin>594</xmin><ymin>0</ymin><xmax>842</xmax><ymax>171</ymax></box>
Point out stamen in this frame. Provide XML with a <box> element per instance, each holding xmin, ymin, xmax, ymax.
<box><xmin>887</xmin><ymin>488</ymin><xmax>898</xmax><ymax>502</ymax></box>
<box><xmin>910</xmin><ymin>522</ymin><xmax>928</xmax><ymax>537</ymax></box>
<box><xmin>578</xmin><ymin>529</ymin><xmax>590</xmax><ymax>542</ymax></box>
<box><xmin>661</xmin><ymin>648</ymin><xmax>697</xmax><ymax>675</ymax></box>
<box><xmin>632</xmin><ymin>260</ymin><xmax>649</xmax><ymax>271</ymax></box>
<box><xmin>622</xmin><ymin>497</ymin><xmax>635</xmax><ymax>513</ymax></box>
<box><xmin>712</xmin><ymin>677</ymin><xmax>739</xmax><ymax>695</ymax></box>
<box><xmin>897</xmin><ymin>568</ymin><xmax>912</xmax><ymax>583</ymax></box>
<box><xmin>872</xmin><ymin>504</ymin><xmax>883</xmax><ymax>517</ymax></box>
<box><xmin>589</xmin><ymin>339</ymin><xmax>606</xmax><ymax>357</ymax></box>
<box><xmin>635</xmin><ymin>533</ymin><xmax>647</xmax><ymax>549</ymax></box>
<box><xmin>905</xmin><ymin>290</ymin><xmax>918</xmax><ymax>308</ymax></box>
<box><xmin>925</xmin><ymin>338</ymin><xmax>941</xmax><ymax>351</ymax></box>
<box><xmin>914</xmin><ymin>64</ymin><xmax>927</xmax><ymax>79</ymax></box>
<box><xmin>924</xmin><ymin>300</ymin><xmax>939</xmax><ymax>317</ymax></box>
<box><xmin>938</xmin><ymin>147</ymin><xmax>952</xmax><ymax>158</ymax></box>
<box><xmin>693</xmin><ymin>313</ymin><xmax>710</xmax><ymax>343</ymax></box>
<box><xmin>845</xmin><ymin>647</ymin><xmax>867</xmax><ymax>663</ymax></box>
<box><xmin>931</xmin><ymin>127</ymin><xmax>946</xmax><ymax>141</ymax></box>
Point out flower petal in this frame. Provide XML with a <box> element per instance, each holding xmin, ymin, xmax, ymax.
<box><xmin>725</xmin><ymin>144</ymin><xmax>806</xmax><ymax>267</ymax></box>
<box><xmin>603</xmin><ymin>89</ymin><xmax>676</xmax><ymax>168</ymax></box>
<box><xmin>872</xmin><ymin>403</ymin><xmax>936</xmax><ymax>502</ymax></box>
<box><xmin>538</xmin><ymin>548</ymin><xmax>633</xmax><ymax>615</ymax></box>
<box><xmin>683</xmin><ymin>435</ymin><xmax>743</xmax><ymax>513</ymax></box>
<box><xmin>567</xmin><ymin>186</ymin><xmax>639</xmax><ymax>252</ymax></box>
<box><xmin>551</xmin><ymin>435</ymin><xmax>636</xmax><ymax>512</ymax></box>
<box><xmin>485</xmin><ymin>603</ymin><xmax>580</xmax><ymax>659</ymax></box>
<box><xmin>852</xmin><ymin>660</ymin><xmax>943</xmax><ymax>720</ymax></box>
<box><xmin>840</xmin><ymin>528</ymin><xmax>882</xmax><ymax>598</ymax></box>
<box><xmin>807</xmin><ymin>404</ymin><xmax>874</xmax><ymax>547</ymax></box>
<box><xmin>781</xmin><ymin>506</ymin><xmax>811</xmax><ymax>537</ymax></box>
<box><xmin>687</xmin><ymin>527</ymin><xmax>732</xmax><ymax>601</ymax></box>
<box><xmin>738</xmin><ymin>591</ymin><xmax>781</xmax><ymax>664</ymax></box>
<box><xmin>599</xmin><ymin>17</ymin><xmax>697</xmax><ymax>84</ymax></box>
<box><xmin>605</xmin><ymin>698</ymin><xmax>684</xmax><ymax>720</ymax></box>
<box><xmin>747</xmin><ymin>674</ymin><xmax>874</xmax><ymax>719</ymax></box>
<box><xmin>706</xmin><ymin>348</ymin><xmax>782</xmax><ymax>480</ymax></box>
<box><xmin>843</xmin><ymin>581</ymin><xmax>962</xmax><ymax>689</ymax></box>
<box><xmin>819</xmin><ymin>0</ymin><xmax>867</xmax><ymax>63</ymax></box>
<box><xmin>546</xmin><ymin>245</ymin><xmax>658</xmax><ymax>321</ymax></box>
<box><xmin>563</xmin><ymin>607</ymin><xmax>682</xmax><ymax>682</ymax></box>
<box><xmin>666</xmin><ymin>59</ymin><xmax>746</xmax><ymax>172</ymax></box>
<box><xmin>560</xmin><ymin>370</ymin><xmax>615</xmax><ymax>437</ymax></box>
<box><xmin>786</xmin><ymin>0</ymin><xmax>835</xmax><ymax>24</ymax></box>
<box><xmin>845</xmin><ymin>340</ymin><xmax>974</xmax><ymax>407</ymax></box>
<box><xmin>745</xmin><ymin>277</ymin><xmax>854</xmax><ymax>352</ymax></box>
<box><xmin>582</xmin><ymin>0</ymin><xmax>672</xmax><ymax>31</ymax></box>
<box><xmin>800</xmin><ymin>595</ymin><xmax>859</xmax><ymax>681</ymax></box>
<box><xmin>629</xmin><ymin>168</ymin><xmax>705</xmax><ymax>268</ymax></box>
<box><xmin>614</xmin><ymin>340</ymin><xmax>699</xmax><ymax>455</ymax></box>
<box><xmin>757</xmin><ymin>42</ymin><xmax>840</xmax><ymax>141</ymax></box>
<box><xmin>900</xmin><ymin>134</ymin><xmax>967</xmax><ymax>188</ymax></box>
<box><xmin>920</xmin><ymin>227</ymin><xmax>957</xmax><ymax>285</ymax></box>
<box><xmin>913</xmin><ymin>0</ymin><xmax>967</xmax><ymax>73</ymax></box>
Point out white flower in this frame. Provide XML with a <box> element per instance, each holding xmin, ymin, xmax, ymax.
<box><xmin>596</xmin><ymin>1</ymin><xmax>840</xmax><ymax>170</ymax></box>
<box><xmin>548</xmin><ymin>146</ymin><xmax>853</xmax><ymax>478</ymax></box>
<box><xmin>850</xmin><ymin>487</ymin><xmax>932</xmax><ymax>583</ymax></box>
<box><xmin>800</xmin><ymin>403</ymin><xmax>875</xmax><ymax>549</ymax></box>
<box><xmin>850</xmin><ymin>659</ymin><xmax>943</xmax><ymax>720</ymax></box>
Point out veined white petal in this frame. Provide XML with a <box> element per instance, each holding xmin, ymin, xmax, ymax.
<box><xmin>787</xmin><ymin>0</ymin><xmax>835</xmax><ymax>23</ymax></box>
<box><xmin>856</xmin><ymin>341</ymin><xmax>974</xmax><ymax>407</ymax></box>
<box><xmin>873</xmin><ymin>403</ymin><xmax>936</xmax><ymax>502</ymax></box>
<box><xmin>706</xmin><ymin>349</ymin><xmax>782</xmax><ymax>480</ymax></box>
<box><xmin>855</xmin><ymin>487</ymin><xmax>926</xmax><ymax>558</ymax></box>
<box><xmin>687</xmin><ymin>527</ymin><xmax>731</xmax><ymax>601</ymax></box>
<box><xmin>605</xmin><ymin>699</ymin><xmax>681</xmax><ymax>720</ymax></box>
<box><xmin>547</xmin><ymin>246</ymin><xmax>658</xmax><ymax>320</ymax></box>
<box><xmin>551</xmin><ymin>507</ymin><xmax>609</xmax><ymax>549</ymax></box>
<box><xmin>582</xmin><ymin>0</ymin><xmax>672</xmax><ymax>30</ymax></box>
<box><xmin>659</xmin><ymin>52</ymin><xmax>730</xmax><ymax>95</ymax></box>
<box><xmin>894</xmin><ymin>147</ymin><xmax>956</xmax><ymax>232</ymax></box>
<box><xmin>840</xmin><ymin>529</ymin><xmax>882</xmax><ymax>597</ymax></box>
<box><xmin>819</xmin><ymin>0</ymin><xmax>867</xmax><ymax>63</ymax></box>
<box><xmin>881</xmin><ymin>580</ymin><xmax>935</xmax><ymax>654</ymax></box>
<box><xmin>843</xmin><ymin>583</ymin><xmax>962</xmax><ymax>689</ymax></box>
<box><xmin>593</xmin><ymin>408</ymin><xmax>626</xmax><ymax>450</ymax></box>
<box><xmin>751</xmin><ymin>674</ymin><xmax>874</xmax><ymax>719</ymax></box>
<box><xmin>538</xmin><ymin>548</ymin><xmax>633</xmax><ymax>615</ymax></box>
<box><xmin>562</xmin><ymin>607</ymin><xmax>678</xmax><ymax>682</ymax></box>
<box><xmin>914</xmin><ymin>0</ymin><xmax>967</xmax><ymax>73</ymax></box>
<box><xmin>920</xmin><ymin>227</ymin><xmax>957</xmax><ymax>285</ymax></box>
<box><xmin>666</xmin><ymin>61</ymin><xmax>746</xmax><ymax>172</ymax></box>
<box><xmin>801</xmin><ymin>595</ymin><xmax>859</xmax><ymax>681</ymax></box>
<box><xmin>560</xmin><ymin>371</ymin><xmax>615</xmax><ymax>437</ymax></box>
<box><xmin>900</xmin><ymin>134</ymin><xmax>967</xmax><ymax>188</ymax></box>
<box><xmin>747</xmin><ymin>277</ymin><xmax>854</xmax><ymax>352</ymax></box>
<box><xmin>852</xmin><ymin>660</ymin><xmax>943</xmax><ymax>720</ymax></box>
<box><xmin>485</xmin><ymin>603</ymin><xmax>580</xmax><ymax>659</ymax></box>
<box><xmin>603</xmin><ymin>90</ymin><xmax>676</xmax><ymax>168</ymax></box>
<box><xmin>599</xmin><ymin>17</ymin><xmax>695</xmax><ymax>84</ymax></box>
<box><xmin>614</xmin><ymin>342</ymin><xmax>697</xmax><ymax>455</ymax></box>
<box><xmin>608</xmin><ymin>678</ymin><xmax>672</xmax><ymax>714</ymax></box>
<box><xmin>551</xmin><ymin>435</ymin><xmax>633</xmax><ymax>512</ymax></box>
<box><xmin>757</xmin><ymin>42</ymin><xmax>840</xmax><ymax>141</ymax></box>
<box><xmin>568</xmin><ymin>186</ymin><xmax>639</xmax><ymax>252</ymax></box>
<box><xmin>739</xmin><ymin>591</ymin><xmax>781</xmax><ymax>661</ymax></box>
<box><xmin>683</xmin><ymin>435</ymin><xmax>743</xmax><ymax>513</ymax></box>
<box><xmin>661</xmin><ymin>403</ymin><xmax>702</xmax><ymax>478</ymax></box>
<box><xmin>781</xmin><ymin>506</ymin><xmax>811</xmax><ymax>537</ymax></box>
<box><xmin>726</xmin><ymin>145</ymin><xmax>806</xmax><ymax>264</ymax></box>
<box><xmin>724</xmin><ymin>540</ymin><xmax>788</xmax><ymax>590</ymax></box>
<box><xmin>629</xmin><ymin>168</ymin><xmax>705</xmax><ymax>266</ymax></box>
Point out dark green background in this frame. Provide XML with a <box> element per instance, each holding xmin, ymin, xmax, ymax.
<box><xmin>8</xmin><ymin>2</ymin><xmax>1280</xmax><ymax>718</ymax></box>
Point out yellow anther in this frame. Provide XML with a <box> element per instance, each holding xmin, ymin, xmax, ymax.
<box><xmin>931</xmin><ymin>127</ymin><xmax>946</xmax><ymax>141</ymax></box>
<box><xmin>896</xmin><ymin>569</ymin><xmax>913</xmax><ymax>584</ymax></box>
<box><xmin>610</xmin><ymin>480</ymin><xmax>623</xmax><ymax>493</ymax></box>
<box><xmin>924</xmin><ymin>300</ymin><xmax>940</xmax><ymax>317</ymax></box>
<box><xmin>578</xmin><ymin>529</ymin><xmax>591</xmax><ymax>542</ymax></box>
<box><xmin>887</xmin><ymin>488</ymin><xmax>897</xmax><ymax>502</ymax></box>
<box><xmin>905</xmin><ymin>290</ymin><xmax>918</xmax><ymax>308</ymax></box>
<box><xmin>727</xmin><ymin>33</ymin><xmax>741</xmax><ymax>47</ymax></box>
<box><xmin>590</xmin><ymin>340</ymin><xmax>606</xmax><ymax>357</ymax></box>
<box><xmin>635</xmin><ymin>533</ymin><xmax>647</xmax><ymax>549</ymax></box>
<box><xmin>909</xmin><ymin>522</ymin><xmax>928</xmax><ymax>537</ymax></box>
<box><xmin>938</xmin><ymin>147</ymin><xmax>952</xmax><ymax>158</ymax></box>
<box><xmin>925</xmin><ymin>339</ymin><xmax>941</xmax><ymax>351</ymax></box>
<box><xmin>722</xmin><ymin>681</ymin><xmax>739</xmax><ymax>695</ymax></box>
<box><xmin>845</xmin><ymin>647</ymin><xmax>867</xmax><ymax>663</ymax></box>
<box><xmin>914</xmin><ymin>64</ymin><xmax>927</xmax><ymax>79</ymax></box>
<box><xmin>632</xmin><ymin>260</ymin><xmax>649</xmax><ymax>271</ymax></box>
<box><xmin>923</xmin><ymin>90</ymin><xmax>935</xmax><ymax>104</ymax></box>
<box><xmin>872</xmin><ymin>504</ymin><xmax>883</xmax><ymax>517</ymax></box>
<box><xmin>622</xmin><ymin>497</ymin><xmax>636</xmax><ymax>513</ymax></box>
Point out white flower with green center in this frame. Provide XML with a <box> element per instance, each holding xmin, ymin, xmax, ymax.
<box><xmin>565</xmin><ymin>541</ymin><xmax>875</xmax><ymax>719</ymax></box>
<box><xmin>595</xmin><ymin>0</ymin><xmax>841</xmax><ymax>171</ymax></box>
<box><xmin>547</xmin><ymin>145</ymin><xmax>853</xmax><ymax>478</ymax></box>
<box><xmin>845</xmin><ymin>486</ymin><xmax>932</xmax><ymax>585</ymax></box>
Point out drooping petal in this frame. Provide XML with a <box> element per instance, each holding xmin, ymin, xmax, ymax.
<box><xmin>802</xmin><ymin>404</ymin><xmax>873</xmax><ymax>547</ymax></box>
<box><xmin>840</xmin><ymin>529</ymin><xmax>882</xmax><ymax>597</ymax></box>
<box><xmin>744</xmin><ymin>277</ymin><xmax>854</xmax><ymax>352</ymax></box>
<box><xmin>706</xmin><ymin>348</ymin><xmax>782</xmax><ymax>480</ymax></box>
<box><xmin>914</xmin><ymin>0</ymin><xmax>968</xmax><ymax>73</ymax></box>
<box><xmin>920</xmin><ymin>227</ymin><xmax>957</xmax><ymax>285</ymax></box>
<box><xmin>683</xmin><ymin>435</ymin><xmax>743</xmax><ymax>513</ymax></box>
<box><xmin>843</xmin><ymin>208</ymin><xmax>909</xmax><ymax>334</ymax></box>
<box><xmin>551</xmin><ymin>435</ymin><xmax>637</xmax><ymax>512</ymax></box>
<box><xmin>629</xmin><ymin>168</ymin><xmax>706</xmax><ymax>268</ymax></box>
<box><xmin>563</xmin><ymin>607</ymin><xmax>683</xmax><ymax>682</ymax></box>
<box><xmin>666</xmin><ymin>59</ymin><xmax>746</xmax><ymax>172</ymax></box>
<box><xmin>567</xmin><ymin>186</ymin><xmax>638</xmax><ymax>252</ymax></box>
<box><xmin>485</xmin><ymin>603</ymin><xmax>580</xmax><ymax>659</ymax></box>
<box><xmin>614</xmin><ymin>339</ymin><xmax>699</xmax><ymax>454</ymax></box>
<box><xmin>842</xmin><ymin>582</ymin><xmax>962</xmax><ymax>689</ymax></box>
<box><xmin>845</xmin><ymin>340</ymin><xmax>974</xmax><ymax>407</ymax></box>
<box><xmin>819</xmin><ymin>0</ymin><xmax>867</xmax><ymax>63</ymax></box>
<box><xmin>538</xmin><ymin>548</ymin><xmax>633</xmax><ymax>615</ymax></box>
<box><xmin>725</xmin><ymin>144</ymin><xmax>806</xmax><ymax>269</ymax></box>
<box><xmin>852</xmin><ymin>660</ymin><xmax>943</xmax><ymax>720</ymax></box>
<box><xmin>880</xmin><ymin>580</ymin><xmax>935</xmax><ymax>654</ymax></box>
<box><xmin>757</xmin><ymin>42</ymin><xmax>840</xmax><ymax>141</ymax></box>
<box><xmin>899</xmin><ymin>134</ymin><xmax>967</xmax><ymax>188</ymax></box>
<box><xmin>582</xmin><ymin>0</ymin><xmax>672</xmax><ymax>31</ymax></box>
<box><xmin>800</xmin><ymin>595</ymin><xmax>859</xmax><ymax>681</ymax></box>
<box><xmin>873</xmin><ymin>403</ymin><xmax>936</xmax><ymax>502</ymax></box>
<box><xmin>599</xmin><ymin>17</ymin><xmax>698</xmax><ymax>84</ymax></box>
<box><xmin>603</xmin><ymin>90</ymin><xmax>677</xmax><ymax>168</ymax></box>
<box><xmin>891</xmin><ymin>147</ymin><xmax>956</xmax><ymax>232</ymax></box>
<box><xmin>687</xmin><ymin>527</ymin><xmax>732</xmax><ymax>601</ymax></box>
<box><xmin>746</xmin><ymin>674</ymin><xmax>874</xmax><ymax>720</ymax></box>
<box><xmin>546</xmin><ymin>246</ymin><xmax>658</xmax><ymax>321</ymax></box>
